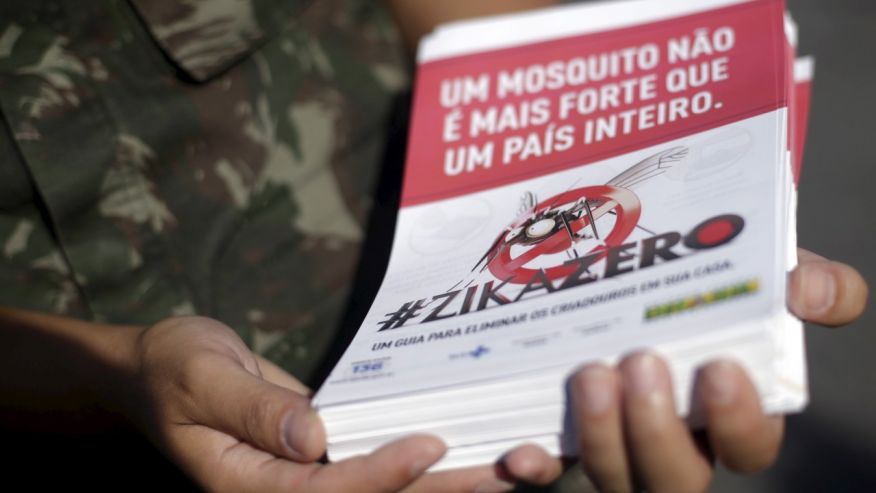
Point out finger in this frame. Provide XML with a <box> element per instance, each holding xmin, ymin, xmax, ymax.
<box><xmin>403</xmin><ymin>443</ymin><xmax>561</xmax><ymax>493</ymax></box>
<box><xmin>306</xmin><ymin>434</ymin><xmax>446</xmax><ymax>493</ymax></box>
<box><xmin>183</xmin><ymin>351</ymin><xmax>325</xmax><ymax>462</ymax></box>
<box><xmin>501</xmin><ymin>443</ymin><xmax>564</xmax><ymax>486</ymax></box>
<box><xmin>789</xmin><ymin>250</ymin><xmax>868</xmax><ymax>326</ymax></box>
<box><xmin>167</xmin><ymin>423</ymin><xmax>306</xmax><ymax>493</ymax></box>
<box><xmin>404</xmin><ymin>464</ymin><xmax>514</xmax><ymax>493</ymax></box>
<box><xmin>620</xmin><ymin>352</ymin><xmax>712</xmax><ymax>493</ymax></box>
<box><xmin>166</xmin><ymin>430</ymin><xmax>441</xmax><ymax>493</ymax></box>
<box><xmin>171</xmin><ymin>431</ymin><xmax>441</xmax><ymax>493</ymax></box>
<box><xmin>570</xmin><ymin>363</ymin><xmax>634</xmax><ymax>493</ymax></box>
<box><xmin>697</xmin><ymin>360</ymin><xmax>784</xmax><ymax>473</ymax></box>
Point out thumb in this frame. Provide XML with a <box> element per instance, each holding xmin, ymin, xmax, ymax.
<box><xmin>184</xmin><ymin>351</ymin><xmax>326</xmax><ymax>462</ymax></box>
<box><xmin>789</xmin><ymin>250</ymin><xmax>869</xmax><ymax>327</ymax></box>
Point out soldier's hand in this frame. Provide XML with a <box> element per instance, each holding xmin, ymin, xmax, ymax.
<box><xmin>131</xmin><ymin>316</ymin><xmax>562</xmax><ymax>492</ymax></box>
<box><xmin>566</xmin><ymin>248</ymin><xmax>868</xmax><ymax>493</ymax></box>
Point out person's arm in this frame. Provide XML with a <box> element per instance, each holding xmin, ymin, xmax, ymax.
<box><xmin>0</xmin><ymin>307</ymin><xmax>141</xmax><ymax>431</ymax></box>
<box><xmin>384</xmin><ymin>0</ymin><xmax>556</xmax><ymax>51</ymax></box>
<box><xmin>0</xmin><ymin>309</ymin><xmax>562</xmax><ymax>492</ymax></box>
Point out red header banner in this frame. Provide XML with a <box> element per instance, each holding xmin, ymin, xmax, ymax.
<box><xmin>402</xmin><ymin>0</ymin><xmax>787</xmax><ymax>207</ymax></box>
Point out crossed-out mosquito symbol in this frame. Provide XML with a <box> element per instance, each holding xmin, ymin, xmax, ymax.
<box><xmin>470</xmin><ymin>147</ymin><xmax>689</xmax><ymax>286</ymax></box>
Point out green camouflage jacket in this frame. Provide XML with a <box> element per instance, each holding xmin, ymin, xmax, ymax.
<box><xmin>0</xmin><ymin>0</ymin><xmax>409</xmax><ymax>384</ymax></box>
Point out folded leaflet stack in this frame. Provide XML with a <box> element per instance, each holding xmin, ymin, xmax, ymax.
<box><xmin>314</xmin><ymin>0</ymin><xmax>813</xmax><ymax>471</ymax></box>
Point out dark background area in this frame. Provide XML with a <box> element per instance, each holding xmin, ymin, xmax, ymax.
<box><xmin>4</xmin><ymin>1</ymin><xmax>873</xmax><ymax>491</ymax></box>
<box><xmin>712</xmin><ymin>0</ymin><xmax>876</xmax><ymax>491</ymax></box>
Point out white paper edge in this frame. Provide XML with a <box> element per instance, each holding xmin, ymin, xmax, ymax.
<box><xmin>419</xmin><ymin>0</ymin><xmax>755</xmax><ymax>63</ymax></box>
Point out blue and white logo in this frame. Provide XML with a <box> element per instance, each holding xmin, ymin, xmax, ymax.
<box><xmin>450</xmin><ymin>345</ymin><xmax>491</xmax><ymax>360</ymax></box>
<box><xmin>469</xmin><ymin>345</ymin><xmax>490</xmax><ymax>358</ymax></box>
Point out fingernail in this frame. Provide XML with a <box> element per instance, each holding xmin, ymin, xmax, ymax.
<box><xmin>625</xmin><ymin>352</ymin><xmax>667</xmax><ymax>402</ymax></box>
<box><xmin>283</xmin><ymin>410</ymin><xmax>318</xmax><ymax>459</ymax></box>
<box><xmin>574</xmin><ymin>364</ymin><xmax>614</xmax><ymax>415</ymax></box>
<box><xmin>801</xmin><ymin>265</ymin><xmax>836</xmax><ymax>315</ymax></box>
<box><xmin>409</xmin><ymin>438</ymin><xmax>445</xmax><ymax>477</ymax></box>
<box><xmin>474</xmin><ymin>479</ymin><xmax>515</xmax><ymax>493</ymax></box>
<box><xmin>702</xmin><ymin>360</ymin><xmax>739</xmax><ymax>406</ymax></box>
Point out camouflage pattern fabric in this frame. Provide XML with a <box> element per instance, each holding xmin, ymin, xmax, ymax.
<box><xmin>0</xmin><ymin>0</ymin><xmax>409</xmax><ymax>385</ymax></box>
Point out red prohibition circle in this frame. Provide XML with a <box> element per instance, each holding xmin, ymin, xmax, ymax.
<box><xmin>487</xmin><ymin>185</ymin><xmax>642</xmax><ymax>285</ymax></box>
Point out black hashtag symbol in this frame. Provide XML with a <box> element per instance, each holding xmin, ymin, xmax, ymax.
<box><xmin>377</xmin><ymin>300</ymin><xmax>427</xmax><ymax>331</ymax></box>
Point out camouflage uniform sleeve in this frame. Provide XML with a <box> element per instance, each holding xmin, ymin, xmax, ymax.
<box><xmin>0</xmin><ymin>1</ymin><xmax>410</xmax><ymax>385</ymax></box>
<box><xmin>0</xmin><ymin>113</ymin><xmax>89</xmax><ymax>318</ymax></box>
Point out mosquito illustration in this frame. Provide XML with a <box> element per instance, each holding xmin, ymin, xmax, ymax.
<box><xmin>471</xmin><ymin>146</ymin><xmax>689</xmax><ymax>277</ymax></box>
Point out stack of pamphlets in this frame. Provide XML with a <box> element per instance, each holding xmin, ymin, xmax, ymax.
<box><xmin>314</xmin><ymin>0</ymin><xmax>814</xmax><ymax>471</ymax></box>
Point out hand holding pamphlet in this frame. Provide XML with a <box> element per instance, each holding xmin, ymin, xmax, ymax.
<box><xmin>315</xmin><ymin>0</ymin><xmax>813</xmax><ymax>471</ymax></box>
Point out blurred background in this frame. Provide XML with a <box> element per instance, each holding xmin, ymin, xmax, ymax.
<box><xmin>711</xmin><ymin>0</ymin><xmax>876</xmax><ymax>490</ymax></box>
